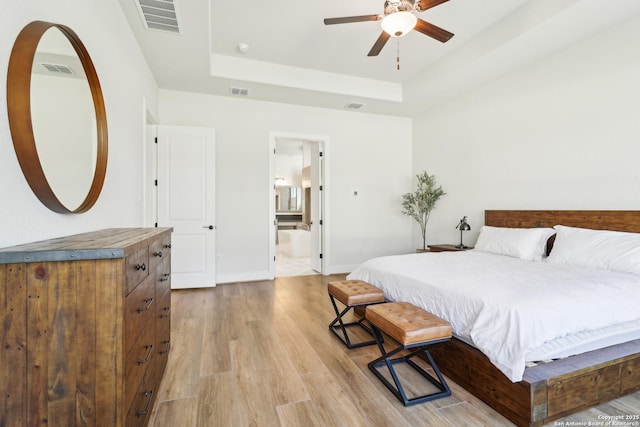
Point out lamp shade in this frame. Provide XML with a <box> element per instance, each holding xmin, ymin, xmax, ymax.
<box><xmin>381</xmin><ymin>11</ymin><xmax>417</xmax><ymax>37</ymax></box>
<box><xmin>456</xmin><ymin>216</ymin><xmax>471</xmax><ymax>231</ymax></box>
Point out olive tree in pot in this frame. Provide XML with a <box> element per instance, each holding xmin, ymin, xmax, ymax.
<box><xmin>401</xmin><ymin>171</ymin><xmax>446</xmax><ymax>251</ymax></box>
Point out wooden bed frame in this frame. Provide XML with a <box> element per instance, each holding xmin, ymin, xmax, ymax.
<box><xmin>428</xmin><ymin>210</ymin><xmax>640</xmax><ymax>426</ymax></box>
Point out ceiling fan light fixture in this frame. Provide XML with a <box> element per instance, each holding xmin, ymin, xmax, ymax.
<box><xmin>380</xmin><ymin>11</ymin><xmax>417</xmax><ymax>37</ymax></box>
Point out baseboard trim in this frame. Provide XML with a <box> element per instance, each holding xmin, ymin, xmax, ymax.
<box><xmin>216</xmin><ymin>270</ymin><xmax>270</xmax><ymax>285</ymax></box>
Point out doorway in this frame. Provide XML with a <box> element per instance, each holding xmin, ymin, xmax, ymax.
<box><xmin>269</xmin><ymin>133</ymin><xmax>327</xmax><ymax>278</ymax></box>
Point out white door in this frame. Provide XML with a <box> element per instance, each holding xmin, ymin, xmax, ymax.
<box><xmin>157</xmin><ymin>125</ymin><xmax>216</xmax><ymax>288</ymax></box>
<box><xmin>310</xmin><ymin>143</ymin><xmax>322</xmax><ymax>272</ymax></box>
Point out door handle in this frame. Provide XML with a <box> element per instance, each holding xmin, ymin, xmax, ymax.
<box><xmin>203</xmin><ymin>225</ymin><xmax>215</xmax><ymax>230</ymax></box>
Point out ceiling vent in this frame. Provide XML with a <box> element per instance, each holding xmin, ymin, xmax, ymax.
<box><xmin>345</xmin><ymin>102</ymin><xmax>365</xmax><ymax>110</ymax></box>
<box><xmin>229</xmin><ymin>87</ymin><xmax>250</xmax><ymax>96</ymax></box>
<box><xmin>136</xmin><ymin>0</ymin><xmax>182</xmax><ymax>34</ymax></box>
<box><xmin>38</xmin><ymin>62</ymin><xmax>76</xmax><ymax>76</ymax></box>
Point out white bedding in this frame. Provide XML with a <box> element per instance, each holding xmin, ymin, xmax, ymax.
<box><xmin>347</xmin><ymin>251</ymin><xmax>640</xmax><ymax>382</ymax></box>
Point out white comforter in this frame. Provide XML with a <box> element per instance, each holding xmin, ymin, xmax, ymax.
<box><xmin>347</xmin><ymin>251</ymin><xmax>640</xmax><ymax>382</ymax></box>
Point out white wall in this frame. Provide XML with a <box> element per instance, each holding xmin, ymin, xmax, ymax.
<box><xmin>412</xmin><ymin>14</ymin><xmax>640</xmax><ymax>248</ymax></box>
<box><xmin>274</xmin><ymin>151</ymin><xmax>303</xmax><ymax>187</ymax></box>
<box><xmin>0</xmin><ymin>2</ymin><xmax>158</xmax><ymax>247</ymax></box>
<box><xmin>159</xmin><ymin>90</ymin><xmax>413</xmax><ymax>282</ymax></box>
<box><xmin>31</xmin><ymin>73</ymin><xmax>95</xmax><ymax>209</ymax></box>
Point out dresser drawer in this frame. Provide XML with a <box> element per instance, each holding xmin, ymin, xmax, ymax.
<box><xmin>125</xmin><ymin>273</ymin><xmax>156</xmax><ymax>355</ymax></box>
<box><xmin>155</xmin><ymin>289</ymin><xmax>171</xmax><ymax>376</ymax></box>
<box><xmin>125</xmin><ymin>319</ymin><xmax>156</xmax><ymax>408</ymax></box>
<box><xmin>157</xmin><ymin>285</ymin><xmax>171</xmax><ymax>326</ymax></box>
<box><xmin>126</xmin><ymin>372</ymin><xmax>158</xmax><ymax>427</ymax></box>
<box><xmin>156</xmin><ymin>255</ymin><xmax>171</xmax><ymax>299</ymax></box>
<box><xmin>126</xmin><ymin>246</ymin><xmax>150</xmax><ymax>295</ymax></box>
<box><xmin>149</xmin><ymin>237</ymin><xmax>171</xmax><ymax>272</ymax></box>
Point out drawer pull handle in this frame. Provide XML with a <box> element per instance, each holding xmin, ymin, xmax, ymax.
<box><xmin>159</xmin><ymin>273</ymin><xmax>170</xmax><ymax>282</ymax></box>
<box><xmin>137</xmin><ymin>390</ymin><xmax>154</xmax><ymax>417</ymax></box>
<box><xmin>160</xmin><ymin>340</ymin><xmax>171</xmax><ymax>354</ymax></box>
<box><xmin>137</xmin><ymin>297</ymin><xmax>154</xmax><ymax>313</ymax></box>
<box><xmin>138</xmin><ymin>344</ymin><xmax>154</xmax><ymax>364</ymax></box>
<box><xmin>164</xmin><ymin>244</ymin><xmax>172</xmax><ymax>249</ymax></box>
<box><xmin>160</xmin><ymin>306</ymin><xmax>171</xmax><ymax>318</ymax></box>
<box><xmin>154</xmin><ymin>251</ymin><xmax>163</xmax><ymax>258</ymax></box>
<box><xmin>135</xmin><ymin>263</ymin><xmax>147</xmax><ymax>271</ymax></box>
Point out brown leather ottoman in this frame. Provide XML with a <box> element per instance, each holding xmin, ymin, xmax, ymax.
<box><xmin>327</xmin><ymin>280</ymin><xmax>385</xmax><ymax>349</ymax></box>
<box><xmin>365</xmin><ymin>301</ymin><xmax>452</xmax><ymax>406</ymax></box>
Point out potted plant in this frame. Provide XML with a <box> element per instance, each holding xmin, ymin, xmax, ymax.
<box><xmin>401</xmin><ymin>171</ymin><xmax>446</xmax><ymax>251</ymax></box>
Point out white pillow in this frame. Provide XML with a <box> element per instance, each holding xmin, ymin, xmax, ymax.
<box><xmin>474</xmin><ymin>226</ymin><xmax>556</xmax><ymax>261</ymax></box>
<box><xmin>546</xmin><ymin>225</ymin><xmax>640</xmax><ymax>275</ymax></box>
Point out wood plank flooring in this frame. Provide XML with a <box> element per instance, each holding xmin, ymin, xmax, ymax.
<box><xmin>148</xmin><ymin>274</ymin><xmax>640</xmax><ymax>427</ymax></box>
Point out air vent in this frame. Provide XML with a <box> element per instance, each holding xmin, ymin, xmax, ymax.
<box><xmin>345</xmin><ymin>102</ymin><xmax>365</xmax><ymax>110</ymax></box>
<box><xmin>229</xmin><ymin>87</ymin><xmax>250</xmax><ymax>96</ymax></box>
<box><xmin>39</xmin><ymin>63</ymin><xmax>75</xmax><ymax>75</ymax></box>
<box><xmin>136</xmin><ymin>0</ymin><xmax>181</xmax><ymax>34</ymax></box>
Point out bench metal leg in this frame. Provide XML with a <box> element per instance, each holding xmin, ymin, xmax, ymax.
<box><xmin>328</xmin><ymin>294</ymin><xmax>380</xmax><ymax>349</ymax></box>
<box><xmin>368</xmin><ymin>325</ymin><xmax>451</xmax><ymax>406</ymax></box>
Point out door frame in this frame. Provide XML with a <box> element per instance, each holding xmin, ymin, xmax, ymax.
<box><xmin>142</xmin><ymin>98</ymin><xmax>158</xmax><ymax>228</ymax></box>
<box><xmin>268</xmin><ymin>131</ymin><xmax>329</xmax><ymax>279</ymax></box>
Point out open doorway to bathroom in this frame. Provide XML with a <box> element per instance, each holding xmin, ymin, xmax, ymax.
<box><xmin>269</xmin><ymin>134</ymin><xmax>325</xmax><ymax>278</ymax></box>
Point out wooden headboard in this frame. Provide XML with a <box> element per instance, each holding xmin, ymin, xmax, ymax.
<box><xmin>485</xmin><ymin>210</ymin><xmax>640</xmax><ymax>232</ymax></box>
<box><xmin>485</xmin><ymin>210</ymin><xmax>640</xmax><ymax>253</ymax></box>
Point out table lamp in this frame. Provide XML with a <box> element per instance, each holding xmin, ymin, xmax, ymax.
<box><xmin>456</xmin><ymin>216</ymin><xmax>471</xmax><ymax>249</ymax></box>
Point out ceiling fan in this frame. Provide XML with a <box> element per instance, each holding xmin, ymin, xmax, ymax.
<box><xmin>324</xmin><ymin>0</ymin><xmax>454</xmax><ymax>57</ymax></box>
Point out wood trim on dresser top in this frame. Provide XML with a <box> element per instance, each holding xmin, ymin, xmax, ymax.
<box><xmin>0</xmin><ymin>228</ymin><xmax>172</xmax><ymax>427</ymax></box>
<box><xmin>428</xmin><ymin>210</ymin><xmax>640</xmax><ymax>427</ymax></box>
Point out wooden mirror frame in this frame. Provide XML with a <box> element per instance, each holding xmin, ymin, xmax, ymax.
<box><xmin>7</xmin><ymin>21</ymin><xmax>108</xmax><ymax>214</ymax></box>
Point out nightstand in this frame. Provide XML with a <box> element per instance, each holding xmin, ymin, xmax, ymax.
<box><xmin>427</xmin><ymin>244</ymin><xmax>474</xmax><ymax>252</ymax></box>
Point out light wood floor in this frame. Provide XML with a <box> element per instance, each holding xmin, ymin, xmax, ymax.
<box><xmin>148</xmin><ymin>274</ymin><xmax>640</xmax><ymax>427</ymax></box>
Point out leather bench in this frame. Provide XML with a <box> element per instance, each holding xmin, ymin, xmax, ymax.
<box><xmin>365</xmin><ymin>301</ymin><xmax>452</xmax><ymax>406</ymax></box>
<box><xmin>327</xmin><ymin>280</ymin><xmax>385</xmax><ymax>348</ymax></box>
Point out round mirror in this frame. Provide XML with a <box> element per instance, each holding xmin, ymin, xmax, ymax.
<box><xmin>7</xmin><ymin>21</ymin><xmax>107</xmax><ymax>214</ymax></box>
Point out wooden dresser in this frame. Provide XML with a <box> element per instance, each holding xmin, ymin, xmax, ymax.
<box><xmin>0</xmin><ymin>228</ymin><xmax>172</xmax><ymax>426</ymax></box>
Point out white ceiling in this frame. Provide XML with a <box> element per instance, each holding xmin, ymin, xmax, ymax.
<box><xmin>118</xmin><ymin>0</ymin><xmax>640</xmax><ymax>117</ymax></box>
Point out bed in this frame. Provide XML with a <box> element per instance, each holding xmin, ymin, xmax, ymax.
<box><xmin>347</xmin><ymin>210</ymin><xmax>640</xmax><ymax>427</ymax></box>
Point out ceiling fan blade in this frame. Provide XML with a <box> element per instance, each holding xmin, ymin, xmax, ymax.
<box><xmin>324</xmin><ymin>15</ymin><xmax>379</xmax><ymax>25</ymax></box>
<box><xmin>367</xmin><ymin>32</ymin><xmax>391</xmax><ymax>57</ymax></box>
<box><xmin>414</xmin><ymin>18</ymin><xmax>454</xmax><ymax>43</ymax></box>
<box><xmin>417</xmin><ymin>0</ymin><xmax>450</xmax><ymax>12</ymax></box>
